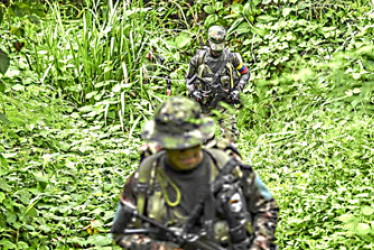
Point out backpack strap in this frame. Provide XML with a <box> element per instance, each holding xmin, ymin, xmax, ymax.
<box><xmin>204</xmin><ymin>148</ymin><xmax>230</xmax><ymax>181</ymax></box>
<box><xmin>136</xmin><ymin>151</ymin><xmax>165</xmax><ymax>216</ymax></box>
<box><xmin>196</xmin><ymin>46</ymin><xmax>209</xmax><ymax>66</ymax></box>
<box><xmin>212</xmin><ymin>48</ymin><xmax>232</xmax><ymax>84</ymax></box>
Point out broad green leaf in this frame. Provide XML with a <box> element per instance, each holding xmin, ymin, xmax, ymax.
<box><xmin>0</xmin><ymin>81</ymin><xmax>5</xmax><ymax>92</ymax></box>
<box><xmin>175</xmin><ymin>33</ymin><xmax>191</xmax><ymax>49</ymax></box>
<box><xmin>17</xmin><ymin>242</ymin><xmax>29</xmax><ymax>249</ymax></box>
<box><xmin>0</xmin><ymin>240</ymin><xmax>16</xmax><ymax>249</ymax></box>
<box><xmin>203</xmin><ymin>6</ymin><xmax>214</xmax><ymax>14</ymax></box>
<box><xmin>0</xmin><ymin>192</ymin><xmax>5</xmax><ymax>203</ymax></box>
<box><xmin>227</xmin><ymin>18</ymin><xmax>244</xmax><ymax>37</ymax></box>
<box><xmin>11</xmin><ymin>84</ymin><xmax>25</xmax><ymax>92</ymax></box>
<box><xmin>0</xmin><ymin>178</ymin><xmax>11</xmax><ymax>193</ymax></box>
<box><xmin>0</xmin><ymin>7</ymin><xmax>3</xmax><ymax>26</ymax></box>
<box><xmin>6</xmin><ymin>213</ymin><xmax>17</xmax><ymax>223</ymax></box>
<box><xmin>337</xmin><ymin>214</ymin><xmax>355</xmax><ymax>223</ymax></box>
<box><xmin>0</xmin><ymin>49</ymin><xmax>9</xmax><ymax>75</ymax></box>
<box><xmin>231</xmin><ymin>4</ymin><xmax>243</xmax><ymax>15</ymax></box>
<box><xmin>58</xmin><ymin>141</ymin><xmax>71</xmax><ymax>151</ymax></box>
<box><xmin>86</xmin><ymin>91</ymin><xmax>97</xmax><ymax>99</ymax></box>
<box><xmin>112</xmin><ymin>84</ymin><xmax>122</xmax><ymax>93</ymax></box>
<box><xmin>204</xmin><ymin>14</ymin><xmax>216</xmax><ymax>27</ymax></box>
<box><xmin>356</xmin><ymin>223</ymin><xmax>371</xmax><ymax>235</ymax></box>
<box><xmin>282</xmin><ymin>8</ymin><xmax>292</xmax><ymax>17</ymax></box>
<box><xmin>231</xmin><ymin>22</ymin><xmax>251</xmax><ymax>36</ymax></box>
<box><xmin>87</xmin><ymin>235</ymin><xmax>112</xmax><ymax>246</ymax></box>
<box><xmin>0</xmin><ymin>153</ymin><xmax>8</xmax><ymax>168</ymax></box>
<box><xmin>215</xmin><ymin>2</ymin><xmax>223</xmax><ymax>11</ymax></box>
<box><xmin>256</xmin><ymin>15</ymin><xmax>277</xmax><ymax>22</ymax></box>
<box><xmin>362</xmin><ymin>206</ymin><xmax>374</xmax><ymax>216</ymax></box>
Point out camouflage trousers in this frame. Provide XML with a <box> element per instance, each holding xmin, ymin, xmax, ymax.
<box><xmin>204</xmin><ymin>108</ymin><xmax>239</xmax><ymax>142</ymax></box>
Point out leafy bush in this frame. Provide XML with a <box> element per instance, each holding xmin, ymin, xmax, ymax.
<box><xmin>0</xmin><ymin>0</ymin><xmax>373</xmax><ymax>249</ymax></box>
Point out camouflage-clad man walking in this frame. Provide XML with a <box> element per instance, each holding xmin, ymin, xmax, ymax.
<box><xmin>111</xmin><ymin>97</ymin><xmax>278</xmax><ymax>250</ymax></box>
<box><xmin>186</xmin><ymin>25</ymin><xmax>250</xmax><ymax>141</ymax></box>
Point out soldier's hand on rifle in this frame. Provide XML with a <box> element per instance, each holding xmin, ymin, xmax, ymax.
<box><xmin>192</xmin><ymin>91</ymin><xmax>203</xmax><ymax>101</ymax></box>
<box><xmin>229</xmin><ymin>90</ymin><xmax>240</xmax><ymax>102</ymax></box>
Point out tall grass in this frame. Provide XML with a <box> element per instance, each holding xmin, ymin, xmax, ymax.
<box><xmin>28</xmin><ymin>0</ymin><xmax>181</xmax><ymax>129</ymax></box>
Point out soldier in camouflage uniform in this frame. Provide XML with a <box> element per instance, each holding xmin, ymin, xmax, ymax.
<box><xmin>186</xmin><ymin>25</ymin><xmax>251</xmax><ymax>142</ymax></box>
<box><xmin>111</xmin><ymin>97</ymin><xmax>278</xmax><ymax>250</ymax></box>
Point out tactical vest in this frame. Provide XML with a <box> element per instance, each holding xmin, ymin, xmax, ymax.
<box><xmin>134</xmin><ymin>148</ymin><xmax>253</xmax><ymax>244</ymax></box>
<box><xmin>195</xmin><ymin>47</ymin><xmax>241</xmax><ymax>92</ymax></box>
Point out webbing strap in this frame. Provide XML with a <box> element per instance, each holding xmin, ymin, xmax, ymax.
<box><xmin>136</xmin><ymin>152</ymin><xmax>164</xmax><ymax>216</ymax></box>
<box><xmin>158</xmin><ymin>167</ymin><xmax>181</xmax><ymax>207</ymax></box>
<box><xmin>212</xmin><ymin>48</ymin><xmax>232</xmax><ymax>85</ymax></box>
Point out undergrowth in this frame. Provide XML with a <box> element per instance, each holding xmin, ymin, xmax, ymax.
<box><xmin>0</xmin><ymin>0</ymin><xmax>373</xmax><ymax>249</ymax></box>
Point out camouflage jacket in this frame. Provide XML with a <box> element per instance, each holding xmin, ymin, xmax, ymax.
<box><xmin>111</xmin><ymin>149</ymin><xmax>278</xmax><ymax>250</ymax></box>
<box><xmin>185</xmin><ymin>47</ymin><xmax>250</xmax><ymax>101</ymax></box>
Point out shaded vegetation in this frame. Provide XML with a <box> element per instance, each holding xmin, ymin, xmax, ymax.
<box><xmin>0</xmin><ymin>0</ymin><xmax>374</xmax><ymax>249</ymax></box>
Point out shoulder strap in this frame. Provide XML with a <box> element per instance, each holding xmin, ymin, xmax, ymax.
<box><xmin>204</xmin><ymin>148</ymin><xmax>230</xmax><ymax>182</ymax></box>
<box><xmin>212</xmin><ymin>48</ymin><xmax>232</xmax><ymax>84</ymax></box>
<box><xmin>136</xmin><ymin>151</ymin><xmax>165</xmax><ymax>216</ymax></box>
<box><xmin>196</xmin><ymin>47</ymin><xmax>208</xmax><ymax>66</ymax></box>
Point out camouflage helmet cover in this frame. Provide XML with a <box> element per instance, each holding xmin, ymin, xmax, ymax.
<box><xmin>208</xmin><ymin>25</ymin><xmax>226</xmax><ymax>52</ymax></box>
<box><xmin>141</xmin><ymin>97</ymin><xmax>216</xmax><ymax>149</ymax></box>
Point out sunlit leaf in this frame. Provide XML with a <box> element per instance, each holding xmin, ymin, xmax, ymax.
<box><xmin>356</xmin><ymin>223</ymin><xmax>371</xmax><ymax>235</ymax></box>
<box><xmin>362</xmin><ymin>206</ymin><xmax>374</xmax><ymax>216</ymax></box>
<box><xmin>0</xmin><ymin>49</ymin><xmax>9</xmax><ymax>75</ymax></box>
<box><xmin>175</xmin><ymin>33</ymin><xmax>191</xmax><ymax>49</ymax></box>
<box><xmin>203</xmin><ymin>6</ymin><xmax>214</xmax><ymax>14</ymax></box>
<box><xmin>337</xmin><ymin>214</ymin><xmax>355</xmax><ymax>223</ymax></box>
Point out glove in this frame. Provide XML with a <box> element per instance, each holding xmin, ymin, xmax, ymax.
<box><xmin>192</xmin><ymin>91</ymin><xmax>203</xmax><ymax>101</ymax></box>
<box><xmin>229</xmin><ymin>90</ymin><xmax>240</xmax><ymax>102</ymax></box>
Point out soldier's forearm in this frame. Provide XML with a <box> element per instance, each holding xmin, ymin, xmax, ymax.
<box><xmin>251</xmin><ymin>204</ymin><xmax>279</xmax><ymax>249</ymax></box>
<box><xmin>111</xmin><ymin>202</ymin><xmax>134</xmax><ymax>234</ymax></box>
<box><xmin>235</xmin><ymin>71</ymin><xmax>251</xmax><ymax>91</ymax></box>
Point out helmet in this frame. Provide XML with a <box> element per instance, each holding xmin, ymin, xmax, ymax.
<box><xmin>141</xmin><ymin>97</ymin><xmax>216</xmax><ymax>149</ymax></box>
<box><xmin>208</xmin><ymin>25</ymin><xmax>226</xmax><ymax>54</ymax></box>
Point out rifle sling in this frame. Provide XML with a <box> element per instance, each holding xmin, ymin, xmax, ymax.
<box><xmin>212</xmin><ymin>48</ymin><xmax>232</xmax><ymax>86</ymax></box>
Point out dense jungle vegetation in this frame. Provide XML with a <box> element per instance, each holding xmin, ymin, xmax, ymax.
<box><xmin>0</xmin><ymin>0</ymin><xmax>374</xmax><ymax>249</ymax></box>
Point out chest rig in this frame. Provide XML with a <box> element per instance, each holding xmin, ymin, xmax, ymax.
<box><xmin>195</xmin><ymin>47</ymin><xmax>240</xmax><ymax>92</ymax></box>
<box><xmin>134</xmin><ymin>148</ymin><xmax>253</xmax><ymax>244</ymax></box>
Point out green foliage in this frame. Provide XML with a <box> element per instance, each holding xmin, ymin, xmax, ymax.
<box><xmin>0</xmin><ymin>49</ymin><xmax>9</xmax><ymax>75</ymax></box>
<box><xmin>1</xmin><ymin>0</ymin><xmax>374</xmax><ymax>249</ymax></box>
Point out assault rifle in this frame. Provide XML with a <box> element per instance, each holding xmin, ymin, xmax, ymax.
<box><xmin>118</xmin><ymin>200</ymin><xmax>226</xmax><ymax>250</ymax></box>
<box><xmin>187</xmin><ymin>74</ymin><xmax>237</xmax><ymax>109</ymax></box>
